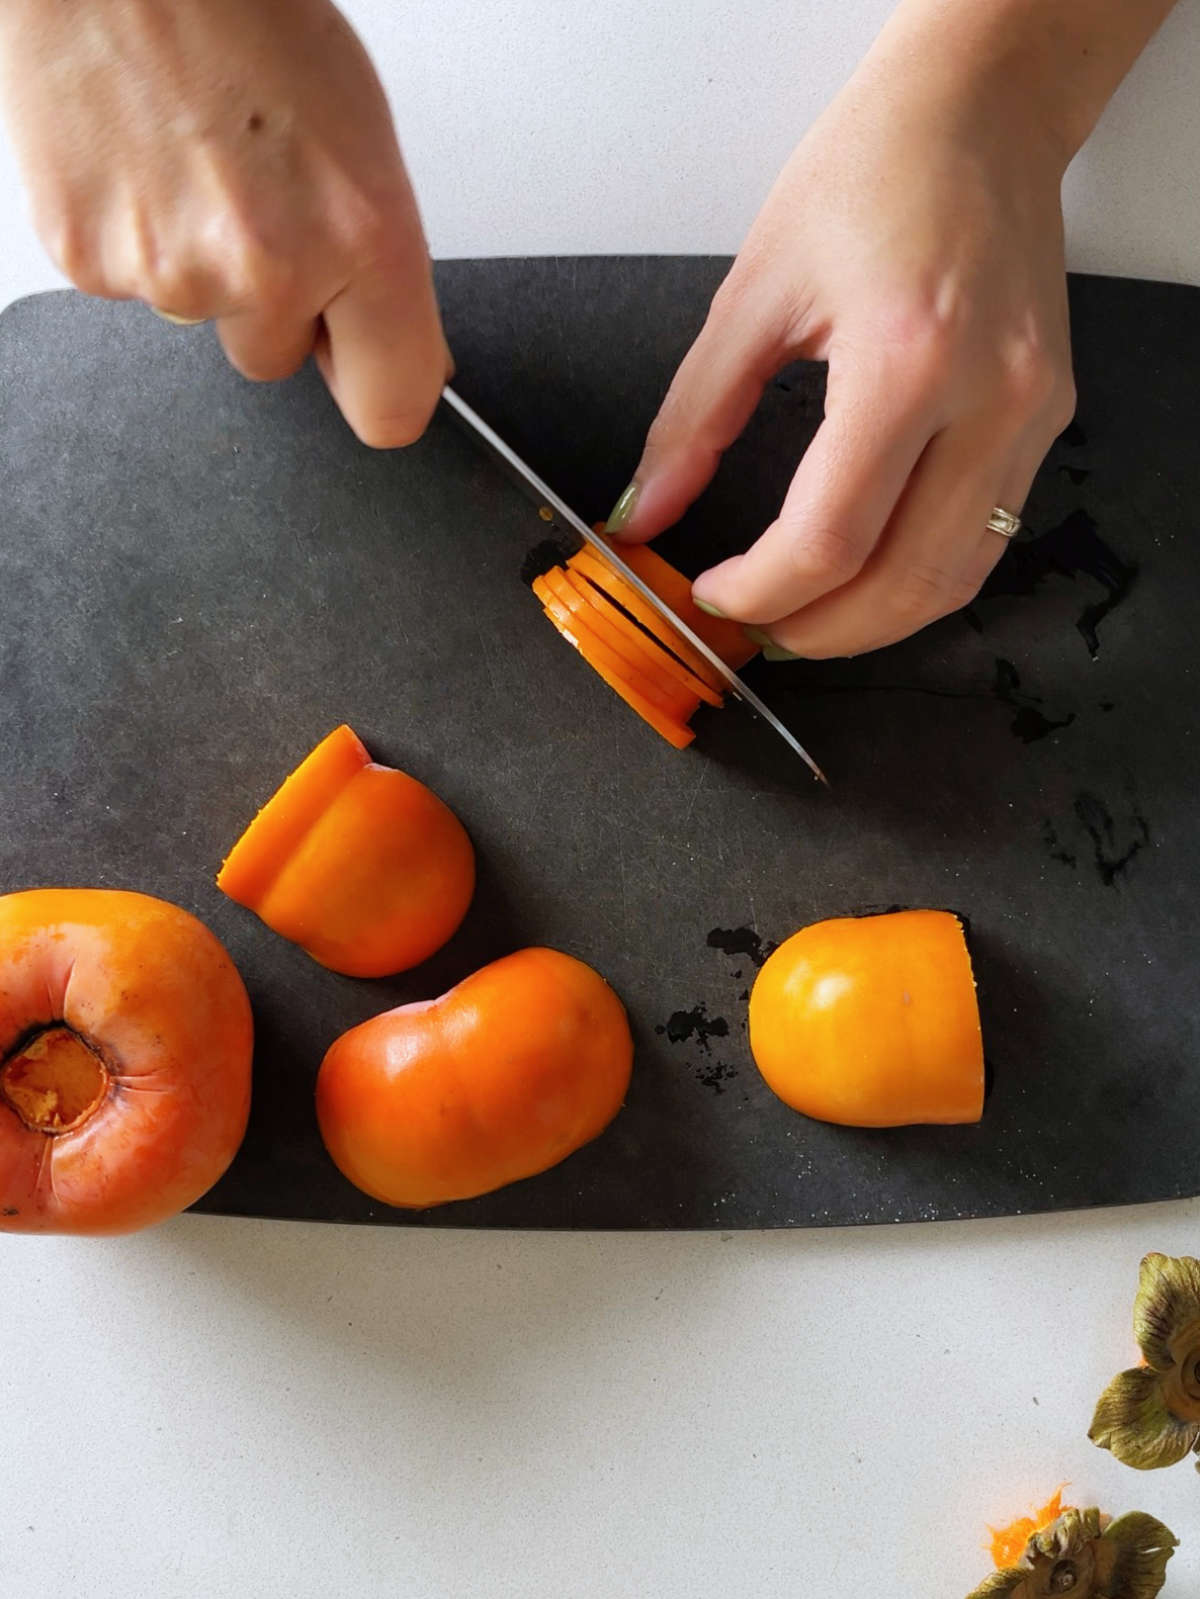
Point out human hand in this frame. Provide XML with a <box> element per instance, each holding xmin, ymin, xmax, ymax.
<box><xmin>608</xmin><ymin>9</ymin><xmax>1084</xmax><ymax>658</ymax></box>
<box><xmin>0</xmin><ymin>0</ymin><xmax>448</xmax><ymax>447</ymax></box>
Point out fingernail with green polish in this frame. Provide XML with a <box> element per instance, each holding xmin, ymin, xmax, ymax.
<box><xmin>742</xmin><ymin>625</ymin><xmax>775</xmax><ymax>648</ymax></box>
<box><xmin>761</xmin><ymin>642</ymin><xmax>801</xmax><ymax>662</ymax></box>
<box><xmin>605</xmin><ymin>482</ymin><xmax>640</xmax><ymax>534</ymax></box>
<box><xmin>693</xmin><ymin>597</ymin><xmax>728</xmax><ymax>619</ymax></box>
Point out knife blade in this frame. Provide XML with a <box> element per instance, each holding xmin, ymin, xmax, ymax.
<box><xmin>441</xmin><ymin>385</ymin><xmax>827</xmax><ymax>784</ymax></box>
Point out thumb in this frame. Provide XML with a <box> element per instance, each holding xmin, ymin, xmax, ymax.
<box><xmin>608</xmin><ymin>274</ymin><xmax>791</xmax><ymax>543</ymax></box>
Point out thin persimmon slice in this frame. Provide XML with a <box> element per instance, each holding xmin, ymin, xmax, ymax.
<box><xmin>542</xmin><ymin>567</ymin><xmax>712</xmax><ymax>715</ymax></box>
<box><xmin>533</xmin><ymin>581</ymin><xmax>695</xmax><ymax>749</ymax></box>
<box><xmin>534</xmin><ymin>576</ymin><xmax>698</xmax><ymax>721</ymax></box>
<box><xmin>557</xmin><ymin>569</ymin><xmax>723</xmax><ymax>708</ymax></box>
<box><xmin>568</xmin><ymin>546</ymin><xmax>725</xmax><ymax>693</ymax></box>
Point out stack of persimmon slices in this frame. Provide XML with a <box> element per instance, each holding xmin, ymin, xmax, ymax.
<box><xmin>532</xmin><ymin>541</ymin><xmax>758</xmax><ymax>748</ymax></box>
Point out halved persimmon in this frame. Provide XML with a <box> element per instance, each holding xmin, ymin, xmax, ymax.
<box><xmin>557</xmin><ymin>569</ymin><xmax>723</xmax><ymax>708</ymax></box>
<box><xmin>316</xmin><ymin>947</ymin><xmax>634</xmax><ymax>1209</ymax></box>
<box><xmin>748</xmin><ymin>909</ymin><xmax>984</xmax><ymax>1127</ymax></box>
<box><xmin>533</xmin><ymin>580</ymin><xmax>695</xmax><ymax>748</ymax></box>
<box><xmin>533</xmin><ymin>575</ymin><xmax>699</xmax><ymax>722</ymax></box>
<box><xmin>218</xmin><ymin>725</ymin><xmax>475</xmax><ymax>977</ymax></box>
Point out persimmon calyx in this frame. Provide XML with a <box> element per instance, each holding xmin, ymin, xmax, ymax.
<box><xmin>0</xmin><ymin>1026</ymin><xmax>110</xmax><ymax>1134</ymax></box>
<box><xmin>968</xmin><ymin>1506</ymin><xmax>1177</xmax><ymax>1599</ymax></box>
<box><xmin>1089</xmin><ymin>1253</ymin><xmax>1200</xmax><ymax>1470</ymax></box>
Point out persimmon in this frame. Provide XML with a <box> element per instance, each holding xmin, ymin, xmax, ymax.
<box><xmin>557</xmin><ymin>569</ymin><xmax>723</xmax><ymax>707</ymax></box>
<box><xmin>534</xmin><ymin>573</ymin><xmax>699</xmax><ymax>720</ymax></box>
<box><xmin>0</xmin><ymin>888</ymin><xmax>252</xmax><ymax>1235</ymax></box>
<box><xmin>532</xmin><ymin>577</ymin><xmax>696</xmax><ymax>748</ymax></box>
<box><xmin>748</xmin><ymin>909</ymin><xmax>984</xmax><ymax>1127</ymax></box>
<box><xmin>218</xmin><ymin>725</ymin><xmax>475</xmax><ymax>978</ymax></box>
<box><xmin>567</xmin><ymin>545</ymin><xmax>730</xmax><ymax>694</ymax></box>
<box><xmin>315</xmin><ymin>947</ymin><xmax>633</xmax><ymax>1208</ymax></box>
<box><xmin>616</xmin><ymin>541</ymin><xmax>760</xmax><ymax>671</ymax></box>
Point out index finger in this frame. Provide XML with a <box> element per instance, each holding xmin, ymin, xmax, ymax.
<box><xmin>691</xmin><ymin>358</ymin><xmax>938</xmax><ymax>626</ymax></box>
<box><xmin>316</xmin><ymin>217</ymin><xmax>450</xmax><ymax>450</ymax></box>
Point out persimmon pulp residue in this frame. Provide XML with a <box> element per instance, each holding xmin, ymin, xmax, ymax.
<box><xmin>988</xmin><ymin>1488</ymin><xmax>1067</xmax><ymax>1568</ymax></box>
<box><xmin>0</xmin><ymin>1026</ymin><xmax>110</xmax><ymax>1133</ymax></box>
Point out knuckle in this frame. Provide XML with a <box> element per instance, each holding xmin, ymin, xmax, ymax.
<box><xmin>329</xmin><ymin>188</ymin><xmax>400</xmax><ymax>264</ymax></box>
<box><xmin>787</xmin><ymin>523</ymin><xmax>867</xmax><ymax>588</ymax></box>
<box><xmin>144</xmin><ymin>261</ymin><xmax>211</xmax><ymax>319</ymax></box>
<box><xmin>1046</xmin><ymin>377</ymin><xmax>1078</xmax><ymax>436</ymax></box>
<box><xmin>707</xmin><ymin>266</ymin><xmax>753</xmax><ymax>329</ymax></box>
<box><xmin>873</xmin><ymin>297</ymin><xmax>958</xmax><ymax>370</ymax></box>
<box><xmin>39</xmin><ymin>214</ymin><xmax>104</xmax><ymax>296</ymax></box>
<box><xmin>887</xmin><ymin>561</ymin><xmax>978</xmax><ymax>624</ymax></box>
<box><xmin>230</xmin><ymin>346</ymin><xmax>308</xmax><ymax>385</ymax></box>
<box><xmin>997</xmin><ymin>333</ymin><xmax>1060</xmax><ymax>414</ymax></box>
<box><xmin>198</xmin><ymin>211</ymin><xmax>303</xmax><ymax>309</ymax></box>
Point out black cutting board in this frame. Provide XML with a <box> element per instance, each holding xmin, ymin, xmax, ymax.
<box><xmin>1</xmin><ymin>260</ymin><xmax>1198</xmax><ymax>1229</ymax></box>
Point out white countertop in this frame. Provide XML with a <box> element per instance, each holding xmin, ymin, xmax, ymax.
<box><xmin>3</xmin><ymin>4</ymin><xmax>1199</xmax><ymax>1595</ymax></box>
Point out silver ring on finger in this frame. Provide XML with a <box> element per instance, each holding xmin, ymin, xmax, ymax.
<box><xmin>986</xmin><ymin>505</ymin><xmax>1023</xmax><ymax>540</ymax></box>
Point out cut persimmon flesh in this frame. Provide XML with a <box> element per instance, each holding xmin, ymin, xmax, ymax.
<box><xmin>216</xmin><ymin>722</ymin><xmax>369</xmax><ymax>908</ymax></box>
<box><xmin>568</xmin><ymin>546</ymin><xmax>726</xmax><ymax>693</ymax></box>
<box><xmin>541</xmin><ymin>566</ymin><xmax>717</xmax><ymax>715</ymax></box>
<box><xmin>557</xmin><ymin>569</ymin><xmax>723</xmax><ymax>708</ymax></box>
<box><xmin>533</xmin><ymin>576</ymin><xmax>699</xmax><ymax>721</ymax></box>
<box><xmin>748</xmin><ymin>910</ymin><xmax>984</xmax><ymax>1127</ymax></box>
<box><xmin>533</xmin><ymin>581</ymin><xmax>695</xmax><ymax>749</ymax></box>
<box><xmin>617</xmin><ymin>542</ymin><xmax>759</xmax><ymax>671</ymax></box>
<box><xmin>542</xmin><ymin>569</ymin><xmax>694</xmax><ymax>717</ymax></box>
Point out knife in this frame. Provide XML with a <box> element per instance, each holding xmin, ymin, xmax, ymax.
<box><xmin>441</xmin><ymin>386</ymin><xmax>827</xmax><ymax>784</ymax></box>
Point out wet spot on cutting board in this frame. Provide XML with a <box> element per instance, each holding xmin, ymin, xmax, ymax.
<box><xmin>1042</xmin><ymin>821</ymin><xmax>1078</xmax><ymax>870</ymax></box>
<box><xmin>656</xmin><ymin>1003</ymin><xmax>730</xmax><ymax>1053</ymax></box>
<box><xmin>992</xmin><ymin>658</ymin><xmax>1075</xmax><ymax>743</ymax></box>
<box><xmin>1075</xmin><ymin>792</ymin><xmax>1151</xmax><ymax>886</ymax></box>
<box><xmin>1058</xmin><ymin>465</ymin><xmax>1091</xmax><ymax>486</ymax></box>
<box><xmin>520</xmin><ymin>537</ymin><xmax>573</xmax><ymax>585</ymax></box>
<box><xmin>1059</xmin><ymin>420</ymin><xmax>1089</xmax><ymax>449</ymax></box>
<box><xmin>980</xmin><ymin>508</ymin><xmax>1137</xmax><ymax>658</ymax></box>
<box><xmin>696</xmin><ymin>1060</ymin><xmax>739</xmax><ymax>1094</ymax></box>
<box><xmin>1044</xmin><ymin>794</ymin><xmax>1150</xmax><ymax>885</ymax></box>
<box><xmin>707</xmin><ymin>926</ymin><xmax>777</xmax><ymax>969</ymax></box>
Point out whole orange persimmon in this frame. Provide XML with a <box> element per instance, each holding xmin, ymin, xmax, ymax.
<box><xmin>0</xmin><ymin>889</ymin><xmax>253</xmax><ymax>1234</ymax></box>
<box><xmin>749</xmin><ymin>909</ymin><xmax>984</xmax><ymax>1127</ymax></box>
<box><xmin>218</xmin><ymin>725</ymin><xmax>475</xmax><ymax>978</ymax></box>
<box><xmin>316</xmin><ymin>947</ymin><xmax>633</xmax><ymax>1208</ymax></box>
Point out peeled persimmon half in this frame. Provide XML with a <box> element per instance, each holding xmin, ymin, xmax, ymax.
<box><xmin>218</xmin><ymin>725</ymin><xmax>475</xmax><ymax>978</ymax></box>
<box><xmin>316</xmin><ymin>947</ymin><xmax>634</xmax><ymax>1208</ymax></box>
<box><xmin>748</xmin><ymin>909</ymin><xmax>984</xmax><ymax>1127</ymax></box>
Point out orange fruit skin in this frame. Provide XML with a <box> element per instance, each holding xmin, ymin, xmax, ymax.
<box><xmin>748</xmin><ymin>910</ymin><xmax>984</xmax><ymax>1127</ymax></box>
<box><xmin>0</xmin><ymin>888</ymin><xmax>253</xmax><ymax>1234</ymax></box>
<box><xmin>218</xmin><ymin>726</ymin><xmax>475</xmax><ymax>978</ymax></box>
<box><xmin>315</xmin><ymin>948</ymin><xmax>633</xmax><ymax>1208</ymax></box>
